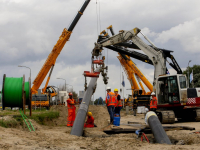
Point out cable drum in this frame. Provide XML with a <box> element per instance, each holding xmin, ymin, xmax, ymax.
<box><xmin>24</xmin><ymin>81</ymin><xmax>30</xmax><ymax>104</ymax></box>
<box><xmin>24</xmin><ymin>77</ymin><xmax>31</xmax><ymax>109</ymax></box>
<box><xmin>2</xmin><ymin>74</ymin><xmax>25</xmax><ymax>109</ymax></box>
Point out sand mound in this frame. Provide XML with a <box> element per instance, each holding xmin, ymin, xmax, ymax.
<box><xmin>50</xmin><ymin>105</ymin><xmax>110</xmax><ymax>127</ymax></box>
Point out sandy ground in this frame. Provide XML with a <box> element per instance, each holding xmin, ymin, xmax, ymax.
<box><xmin>0</xmin><ymin>105</ymin><xmax>200</xmax><ymax>150</ymax></box>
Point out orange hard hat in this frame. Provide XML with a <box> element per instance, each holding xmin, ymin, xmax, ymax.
<box><xmin>68</xmin><ymin>92</ymin><xmax>73</xmax><ymax>96</ymax></box>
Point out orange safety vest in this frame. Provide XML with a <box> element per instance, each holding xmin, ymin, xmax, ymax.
<box><xmin>150</xmin><ymin>97</ymin><xmax>157</xmax><ymax>109</ymax></box>
<box><xmin>106</xmin><ymin>92</ymin><xmax>116</xmax><ymax>106</ymax></box>
<box><xmin>67</xmin><ymin>98</ymin><xmax>76</xmax><ymax>112</ymax></box>
<box><xmin>115</xmin><ymin>94</ymin><xmax>122</xmax><ymax>107</ymax></box>
<box><xmin>84</xmin><ymin>116</ymin><xmax>94</xmax><ymax>128</ymax></box>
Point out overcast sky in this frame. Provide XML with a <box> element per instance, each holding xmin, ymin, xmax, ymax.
<box><xmin>0</xmin><ymin>0</ymin><xmax>200</xmax><ymax>100</ymax></box>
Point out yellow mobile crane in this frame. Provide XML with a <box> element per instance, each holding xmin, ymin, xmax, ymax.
<box><xmin>117</xmin><ymin>53</ymin><xmax>153</xmax><ymax>115</ymax></box>
<box><xmin>31</xmin><ymin>0</ymin><xmax>91</xmax><ymax>108</ymax></box>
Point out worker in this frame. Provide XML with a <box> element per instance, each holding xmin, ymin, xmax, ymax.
<box><xmin>84</xmin><ymin>112</ymin><xmax>96</xmax><ymax>128</ymax></box>
<box><xmin>66</xmin><ymin>92</ymin><xmax>76</xmax><ymax>127</ymax></box>
<box><xmin>114</xmin><ymin>88</ymin><xmax>122</xmax><ymax>116</ymax></box>
<box><xmin>150</xmin><ymin>92</ymin><xmax>157</xmax><ymax>112</ymax></box>
<box><xmin>105</xmin><ymin>87</ymin><xmax>116</xmax><ymax>124</ymax></box>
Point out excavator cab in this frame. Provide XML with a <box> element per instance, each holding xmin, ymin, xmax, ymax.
<box><xmin>157</xmin><ymin>74</ymin><xmax>187</xmax><ymax>104</ymax></box>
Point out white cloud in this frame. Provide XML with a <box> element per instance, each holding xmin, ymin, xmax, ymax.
<box><xmin>1</xmin><ymin>0</ymin><xmax>200</xmax><ymax>100</ymax></box>
<box><xmin>155</xmin><ymin>18</ymin><xmax>200</xmax><ymax>53</ymax></box>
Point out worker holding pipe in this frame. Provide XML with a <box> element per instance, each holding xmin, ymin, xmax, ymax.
<box><xmin>67</xmin><ymin>92</ymin><xmax>76</xmax><ymax>127</ymax></box>
<box><xmin>84</xmin><ymin>112</ymin><xmax>97</xmax><ymax>128</ymax></box>
<box><xmin>114</xmin><ymin>88</ymin><xmax>122</xmax><ymax>116</ymax></box>
<box><xmin>106</xmin><ymin>87</ymin><xmax>116</xmax><ymax>124</ymax></box>
<box><xmin>150</xmin><ymin>92</ymin><xmax>157</xmax><ymax>112</ymax></box>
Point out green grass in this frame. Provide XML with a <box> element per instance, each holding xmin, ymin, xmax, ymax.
<box><xmin>0</xmin><ymin>119</ymin><xmax>18</xmax><ymax>128</ymax></box>
<box><xmin>0</xmin><ymin>109</ymin><xmax>60</xmax><ymax>128</ymax></box>
<box><xmin>29</xmin><ymin>111</ymin><xmax>59</xmax><ymax>125</ymax></box>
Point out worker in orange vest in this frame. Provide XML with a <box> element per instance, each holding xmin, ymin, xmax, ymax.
<box><xmin>105</xmin><ymin>87</ymin><xmax>116</xmax><ymax>124</ymax></box>
<box><xmin>150</xmin><ymin>92</ymin><xmax>157</xmax><ymax>112</ymax></box>
<box><xmin>84</xmin><ymin>112</ymin><xmax>96</xmax><ymax>128</ymax></box>
<box><xmin>114</xmin><ymin>88</ymin><xmax>122</xmax><ymax>116</ymax></box>
<box><xmin>66</xmin><ymin>92</ymin><xmax>76</xmax><ymax>127</ymax></box>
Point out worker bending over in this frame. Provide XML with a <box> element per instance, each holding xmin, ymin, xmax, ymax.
<box><xmin>66</xmin><ymin>92</ymin><xmax>76</xmax><ymax>127</ymax></box>
<box><xmin>114</xmin><ymin>88</ymin><xmax>122</xmax><ymax>116</ymax></box>
<box><xmin>150</xmin><ymin>92</ymin><xmax>157</xmax><ymax>112</ymax></box>
<box><xmin>84</xmin><ymin>112</ymin><xmax>96</xmax><ymax>128</ymax></box>
<box><xmin>106</xmin><ymin>87</ymin><xmax>116</xmax><ymax>124</ymax></box>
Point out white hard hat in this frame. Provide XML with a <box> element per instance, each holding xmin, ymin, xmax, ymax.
<box><xmin>151</xmin><ymin>92</ymin><xmax>155</xmax><ymax>96</ymax></box>
<box><xmin>106</xmin><ymin>87</ymin><xmax>111</xmax><ymax>90</ymax></box>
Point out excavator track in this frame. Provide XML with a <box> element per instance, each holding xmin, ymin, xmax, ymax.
<box><xmin>160</xmin><ymin>110</ymin><xmax>175</xmax><ymax>124</ymax></box>
<box><xmin>195</xmin><ymin>109</ymin><xmax>200</xmax><ymax>121</ymax></box>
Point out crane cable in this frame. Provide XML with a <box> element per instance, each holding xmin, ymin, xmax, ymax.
<box><xmin>96</xmin><ymin>0</ymin><xmax>99</xmax><ymax>35</ymax></box>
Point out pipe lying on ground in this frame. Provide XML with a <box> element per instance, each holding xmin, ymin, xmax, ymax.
<box><xmin>145</xmin><ymin>111</ymin><xmax>172</xmax><ymax>144</ymax></box>
<box><xmin>70</xmin><ymin>68</ymin><xmax>100</xmax><ymax>136</ymax></box>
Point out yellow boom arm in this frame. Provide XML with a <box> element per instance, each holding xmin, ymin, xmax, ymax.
<box><xmin>31</xmin><ymin>0</ymin><xmax>91</xmax><ymax>94</ymax></box>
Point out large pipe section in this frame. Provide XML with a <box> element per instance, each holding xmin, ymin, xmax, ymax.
<box><xmin>145</xmin><ymin>111</ymin><xmax>172</xmax><ymax>144</ymax></box>
<box><xmin>70</xmin><ymin>67</ymin><xmax>100</xmax><ymax>136</ymax></box>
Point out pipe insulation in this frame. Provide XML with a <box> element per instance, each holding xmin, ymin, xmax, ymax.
<box><xmin>145</xmin><ymin>111</ymin><xmax>172</xmax><ymax>144</ymax></box>
<box><xmin>70</xmin><ymin>67</ymin><xmax>100</xmax><ymax>136</ymax></box>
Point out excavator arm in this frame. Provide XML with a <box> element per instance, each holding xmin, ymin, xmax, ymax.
<box><xmin>93</xmin><ymin>27</ymin><xmax>166</xmax><ymax>90</ymax></box>
<box><xmin>31</xmin><ymin>0</ymin><xmax>91</xmax><ymax>94</ymax></box>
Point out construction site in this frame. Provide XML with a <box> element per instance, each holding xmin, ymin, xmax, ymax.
<box><xmin>0</xmin><ymin>0</ymin><xmax>200</xmax><ymax>149</ymax></box>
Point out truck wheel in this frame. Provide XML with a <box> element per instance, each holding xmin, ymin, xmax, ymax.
<box><xmin>160</xmin><ymin>110</ymin><xmax>175</xmax><ymax>124</ymax></box>
<box><xmin>195</xmin><ymin>109</ymin><xmax>200</xmax><ymax>121</ymax></box>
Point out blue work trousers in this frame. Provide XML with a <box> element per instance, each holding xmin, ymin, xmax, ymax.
<box><xmin>115</xmin><ymin>107</ymin><xmax>122</xmax><ymax>116</ymax></box>
<box><xmin>107</xmin><ymin>105</ymin><xmax>115</xmax><ymax>124</ymax></box>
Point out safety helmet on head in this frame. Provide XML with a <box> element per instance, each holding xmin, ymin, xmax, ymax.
<box><xmin>68</xmin><ymin>92</ymin><xmax>73</xmax><ymax>96</ymax></box>
<box><xmin>87</xmin><ymin>112</ymin><xmax>92</xmax><ymax>116</ymax></box>
<box><xmin>114</xmin><ymin>88</ymin><xmax>118</xmax><ymax>92</ymax></box>
<box><xmin>106</xmin><ymin>87</ymin><xmax>111</xmax><ymax>91</ymax></box>
<box><xmin>151</xmin><ymin>92</ymin><xmax>155</xmax><ymax>96</ymax></box>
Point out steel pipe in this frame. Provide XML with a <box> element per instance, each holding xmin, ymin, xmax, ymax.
<box><xmin>145</xmin><ymin>111</ymin><xmax>172</xmax><ymax>144</ymax></box>
<box><xmin>71</xmin><ymin>67</ymin><xmax>100</xmax><ymax>136</ymax></box>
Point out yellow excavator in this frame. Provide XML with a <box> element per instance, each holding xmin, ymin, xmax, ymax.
<box><xmin>31</xmin><ymin>0</ymin><xmax>91</xmax><ymax>108</ymax></box>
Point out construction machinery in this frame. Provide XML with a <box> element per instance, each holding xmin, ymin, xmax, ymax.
<box><xmin>100</xmin><ymin>27</ymin><xmax>153</xmax><ymax>114</ymax></box>
<box><xmin>92</xmin><ymin>25</ymin><xmax>200</xmax><ymax>123</ymax></box>
<box><xmin>31</xmin><ymin>0</ymin><xmax>91</xmax><ymax>108</ymax></box>
<box><xmin>117</xmin><ymin>53</ymin><xmax>153</xmax><ymax>113</ymax></box>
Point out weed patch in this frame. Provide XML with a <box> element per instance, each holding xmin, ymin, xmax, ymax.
<box><xmin>30</xmin><ymin>111</ymin><xmax>59</xmax><ymax>125</ymax></box>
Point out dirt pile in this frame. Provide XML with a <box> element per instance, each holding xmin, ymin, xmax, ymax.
<box><xmin>0</xmin><ymin>105</ymin><xmax>200</xmax><ymax>149</ymax></box>
<box><xmin>50</xmin><ymin>105</ymin><xmax>110</xmax><ymax>127</ymax></box>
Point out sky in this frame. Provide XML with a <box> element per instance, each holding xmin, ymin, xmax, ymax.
<box><xmin>0</xmin><ymin>0</ymin><xmax>200</xmax><ymax>100</ymax></box>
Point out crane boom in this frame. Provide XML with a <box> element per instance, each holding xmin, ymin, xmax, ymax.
<box><xmin>118</xmin><ymin>53</ymin><xmax>153</xmax><ymax>92</ymax></box>
<box><xmin>31</xmin><ymin>0</ymin><xmax>91</xmax><ymax>94</ymax></box>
